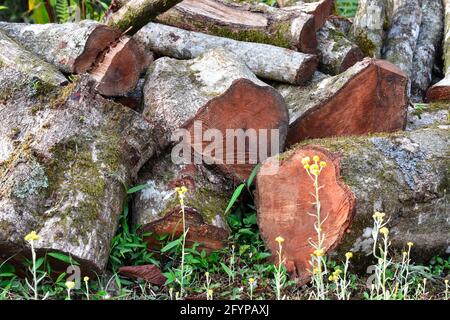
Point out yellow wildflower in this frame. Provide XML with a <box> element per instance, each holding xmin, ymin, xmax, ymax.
<box><xmin>345</xmin><ymin>252</ymin><xmax>353</xmax><ymax>260</ymax></box>
<box><xmin>313</xmin><ymin>249</ymin><xmax>324</xmax><ymax>257</ymax></box>
<box><xmin>319</xmin><ymin>161</ymin><xmax>327</xmax><ymax>168</ymax></box>
<box><xmin>275</xmin><ymin>236</ymin><xmax>285</xmax><ymax>244</ymax></box>
<box><xmin>407</xmin><ymin>242</ymin><xmax>414</xmax><ymax>247</ymax></box>
<box><xmin>444</xmin><ymin>279</ymin><xmax>449</xmax><ymax>284</ymax></box>
<box><xmin>24</xmin><ymin>231</ymin><xmax>40</xmax><ymax>242</ymax></box>
<box><xmin>333</xmin><ymin>269</ymin><xmax>342</xmax><ymax>277</ymax></box>
<box><xmin>313</xmin><ymin>155</ymin><xmax>320</xmax><ymax>163</ymax></box>
<box><xmin>65</xmin><ymin>281</ymin><xmax>76</xmax><ymax>290</ymax></box>
<box><xmin>301</xmin><ymin>157</ymin><xmax>310</xmax><ymax>165</ymax></box>
<box><xmin>304</xmin><ymin>164</ymin><xmax>310</xmax><ymax>170</ymax></box>
<box><xmin>328</xmin><ymin>275</ymin><xmax>338</xmax><ymax>282</ymax></box>
<box><xmin>379</xmin><ymin>227</ymin><xmax>389</xmax><ymax>236</ymax></box>
<box><xmin>373</xmin><ymin>211</ymin><xmax>385</xmax><ymax>221</ymax></box>
<box><xmin>207</xmin><ymin>289</ymin><xmax>213</xmax><ymax>296</ymax></box>
<box><xmin>249</xmin><ymin>278</ymin><xmax>255</xmax><ymax>285</ymax></box>
<box><xmin>83</xmin><ymin>276</ymin><xmax>89</xmax><ymax>282</ymax></box>
<box><xmin>175</xmin><ymin>186</ymin><xmax>188</xmax><ymax>195</ymax></box>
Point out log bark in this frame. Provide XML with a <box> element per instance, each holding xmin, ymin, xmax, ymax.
<box><xmin>256</xmin><ymin>127</ymin><xmax>450</xmax><ymax>284</ymax></box>
<box><xmin>316</xmin><ymin>21</ymin><xmax>364</xmax><ymax>75</ymax></box>
<box><xmin>350</xmin><ymin>0</ymin><xmax>386</xmax><ymax>58</ymax></box>
<box><xmin>382</xmin><ymin>0</ymin><xmax>422</xmax><ymax>81</ymax></box>
<box><xmin>283</xmin><ymin>0</ymin><xmax>333</xmax><ymax>31</ymax></box>
<box><xmin>0</xmin><ymin>30</ymin><xmax>68</xmax><ymax>89</ymax></box>
<box><xmin>0</xmin><ymin>21</ymin><xmax>151</xmax><ymax>96</ymax></box>
<box><xmin>142</xmin><ymin>48</ymin><xmax>289</xmax><ymax>181</ymax></box>
<box><xmin>0</xmin><ymin>69</ymin><xmax>154</xmax><ymax>274</ymax></box>
<box><xmin>427</xmin><ymin>0</ymin><xmax>450</xmax><ymax>102</ymax></box>
<box><xmin>105</xmin><ymin>0</ymin><xmax>183</xmax><ymax>34</ymax></box>
<box><xmin>134</xmin><ymin>23</ymin><xmax>318</xmax><ymax>85</ymax></box>
<box><xmin>132</xmin><ymin>152</ymin><xmax>231</xmax><ymax>251</ymax></box>
<box><xmin>156</xmin><ymin>0</ymin><xmax>317</xmax><ymax>53</ymax></box>
<box><xmin>118</xmin><ymin>265</ymin><xmax>166</xmax><ymax>285</ymax></box>
<box><xmin>275</xmin><ymin>58</ymin><xmax>408</xmax><ymax>147</ymax></box>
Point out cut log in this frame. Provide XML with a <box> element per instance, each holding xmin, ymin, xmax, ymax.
<box><xmin>0</xmin><ymin>30</ymin><xmax>68</xmax><ymax>89</ymax></box>
<box><xmin>275</xmin><ymin>58</ymin><xmax>408</xmax><ymax>147</ymax></box>
<box><xmin>156</xmin><ymin>0</ymin><xmax>317</xmax><ymax>53</ymax></box>
<box><xmin>134</xmin><ymin>23</ymin><xmax>318</xmax><ymax>85</ymax></box>
<box><xmin>316</xmin><ymin>21</ymin><xmax>364</xmax><ymax>75</ymax></box>
<box><xmin>142</xmin><ymin>48</ymin><xmax>289</xmax><ymax>181</ymax></box>
<box><xmin>283</xmin><ymin>0</ymin><xmax>333</xmax><ymax>31</ymax></box>
<box><xmin>0</xmin><ymin>21</ymin><xmax>152</xmax><ymax>96</ymax></box>
<box><xmin>0</xmin><ymin>69</ymin><xmax>154</xmax><ymax>274</ymax></box>
<box><xmin>382</xmin><ymin>0</ymin><xmax>422</xmax><ymax>81</ymax></box>
<box><xmin>411</xmin><ymin>0</ymin><xmax>444</xmax><ymax>101</ymax></box>
<box><xmin>132</xmin><ymin>152</ymin><xmax>231</xmax><ymax>251</ymax></box>
<box><xmin>427</xmin><ymin>0</ymin><xmax>450</xmax><ymax>102</ymax></box>
<box><xmin>350</xmin><ymin>0</ymin><xmax>386</xmax><ymax>58</ymax></box>
<box><xmin>105</xmin><ymin>0</ymin><xmax>183</xmax><ymax>33</ymax></box>
<box><xmin>256</xmin><ymin>127</ymin><xmax>450</xmax><ymax>283</ymax></box>
<box><xmin>118</xmin><ymin>265</ymin><xmax>166</xmax><ymax>285</ymax></box>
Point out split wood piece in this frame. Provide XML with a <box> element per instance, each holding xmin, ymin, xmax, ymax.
<box><xmin>427</xmin><ymin>0</ymin><xmax>450</xmax><ymax>102</ymax></box>
<box><xmin>283</xmin><ymin>0</ymin><xmax>333</xmax><ymax>31</ymax></box>
<box><xmin>350</xmin><ymin>0</ymin><xmax>386</xmax><ymax>58</ymax></box>
<box><xmin>316</xmin><ymin>21</ymin><xmax>363</xmax><ymax>75</ymax></box>
<box><xmin>0</xmin><ymin>21</ymin><xmax>151</xmax><ymax>96</ymax></box>
<box><xmin>118</xmin><ymin>265</ymin><xmax>166</xmax><ymax>285</ymax></box>
<box><xmin>256</xmin><ymin>127</ymin><xmax>450</xmax><ymax>284</ymax></box>
<box><xmin>0</xmin><ymin>72</ymin><xmax>154</xmax><ymax>275</ymax></box>
<box><xmin>132</xmin><ymin>152</ymin><xmax>232</xmax><ymax>252</ymax></box>
<box><xmin>382</xmin><ymin>0</ymin><xmax>422</xmax><ymax>80</ymax></box>
<box><xmin>142</xmin><ymin>48</ymin><xmax>289</xmax><ymax>181</ymax></box>
<box><xmin>105</xmin><ymin>0</ymin><xmax>183</xmax><ymax>33</ymax></box>
<box><xmin>134</xmin><ymin>23</ymin><xmax>318</xmax><ymax>85</ymax></box>
<box><xmin>411</xmin><ymin>0</ymin><xmax>444</xmax><ymax>101</ymax></box>
<box><xmin>0</xmin><ymin>30</ymin><xmax>67</xmax><ymax>89</ymax></box>
<box><xmin>156</xmin><ymin>0</ymin><xmax>317</xmax><ymax>53</ymax></box>
<box><xmin>276</xmin><ymin>58</ymin><xmax>408</xmax><ymax>147</ymax></box>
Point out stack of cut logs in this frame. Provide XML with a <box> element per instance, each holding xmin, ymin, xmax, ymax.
<box><xmin>0</xmin><ymin>0</ymin><xmax>448</xmax><ymax>285</ymax></box>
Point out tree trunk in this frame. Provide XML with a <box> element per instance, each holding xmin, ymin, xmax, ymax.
<box><xmin>105</xmin><ymin>0</ymin><xmax>183</xmax><ymax>34</ymax></box>
<box><xmin>351</xmin><ymin>0</ymin><xmax>386</xmax><ymax>58</ymax></box>
<box><xmin>283</xmin><ymin>0</ymin><xmax>333</xmax><ymax>31</ymax></box>
<box><xmin>134</xmin><ymin>23</ymin><xmax>318</xmax><ymax>85</ymax></box>
<box><xmin>156</xmin><ymin>0</ymin><xmax>317</xmax><ymax>53</ymax></box>
<box><xmin>0</xmin><ymin>21</ymin><xmax>151</xmax><ymax>96</ymax></box>
<box><xmin>382</xmin><ymin>0</ymin><xmax>422</xmax><ymax>81</ymax></box>
<box><xmin>256</xmin><ymin>127</ymin><xmax>450</xmax><ymax>284</ymax></box>
<box><xmin>0</xmin><ymin>71</ymin><xmax>154</xmax><ymax>275</ymax></box>
<box><xmin>410</xmin><ymin>0</ymin><xmax>444</xmax><ymax>101</ymax></box>
<box><xmin>0</xmin><ymin>30</ymin><xmax>68</xmax><ymax>89</ymax></box>
<box><xmin>275</xmin><ymin>58</ymin><xmax>408</xmax><ymax>147</ymax></box>
<box><xmin>316</xmin><ymin>20</ymin><xmax>364</xmax><ymax>75</ymax></box>
<box><xmin>142</xmin><ymin>48</ymin><xmax>289</xmax><ymax>181</ymax></box>
<box><xmin>427</xmin><ymin>0</ymin><xmax>450</xmax><ymax>102</ymax></box>
<box><xmin>132</xmin><ymin>152</ymin><xmax>232</xmax><ymax>252</ymax></box>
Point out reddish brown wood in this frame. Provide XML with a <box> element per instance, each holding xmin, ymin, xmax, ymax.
<box><xmin>426</xmin><ymin>80</ymin><xmax>450</xmax><ymax>101</ymax></box>
<box><xmin>284</xmin><ymin>0</ymin><xmax>333</xmax><ymax>30</ymax></box>
<box><xmin>286</xmin><ymin>59</ymin><xmax>408</xmax><ymax>146</ymax></box>
<box><xmin>119</xmin><ymin>265</ymin><xmax>166</xmax><ymax>285</ymax></box>
<box><xmin>256</xmin><ymin>146</ymin><xmax>355</xmax><ymax>284</ymax></box>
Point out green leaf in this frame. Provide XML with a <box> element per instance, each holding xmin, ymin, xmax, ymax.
<box><xmin>0</xmin><ymin>6</ymin><xmax>8</xmax><ymax>11</ymax></box>
<box><xmin>220</xmin><ymin>262</ymin><xmax>233</xmax><ymax>278</ymax></box>
<box><xmin>246</xmin><ymin>164</ymin><xmax>260</xmax><ymax>188</ymax></box>
<box><xmin>127</xmin><ymin>184</ymin><xmax>149</xmax><ymax>194</ymax></box>
<box><xmin>160</xmin><ymin>238</ymin><xmax>182</xmax><ymax>253</ymax></box>
<box><xmin>225</xmin><ymin>183</ymin><xmax>245</xmax><ymax>214</ymax></box>
<box><xmin>48</xmin><ymin>252</ymin><xmax>79</xmax><ymax>265</ymax></box>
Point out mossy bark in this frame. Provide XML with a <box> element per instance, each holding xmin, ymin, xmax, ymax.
<box><xmin>156</xmin><ymin>0</ymin><xmax>317</xmax><ymax>53</ymax></box>
<box><xmin>0</xmin><ymin>72</ymin><xmax>154</xmax><ymax>274</ymax></box>
<box><xmin>134</xmin><ymin>22</ymin><xmax>318</xmax><ymax>85</ymax></box>
<box><xmin>105</xmin><ymin>0</ymin><xmax>183</xmax><ymax>34</ymax></box>
<box><xmin>350</xmin><ymin>0</ymin><xmax>386</xmax><ymax>58</ymax></box>
<box><xmin>316</xmin><ymin>21</ymin><xmax>363</xmax><ymax>75</ymax></box>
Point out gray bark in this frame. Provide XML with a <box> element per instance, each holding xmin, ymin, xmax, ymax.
<box><xmin>328</xmin><ymin>15</ymin><xmax>353</xmax><ymax>35</ymax></box>
<box><xmin>411</xmin><ymin>0</ymin><xmax>444</xmax><ymax>101</ymax></box>
<box><xmin>316</xmin><ymin>21</ymin><xmax>364</xmax><ymax>75</ymax></box>
<box><xmin>0</xmin><ymin>30</ymin><xmax>67</xmax><ymax>89</ymax></box>
<box><xmin>351</xmin><ymin>0</ymin><xmax>386</xmax><ymax>58</ymax></box>
<box><xmin>134</xmin><ymin>23</ymin><xmax>318</xmax><ymax>85</ymax></box>
<box><xmin>382</xmin><ymin>0</ymin><xmax>422</xmax><ymax>81</ymax></box>
<box><xmin>157</xmin><ymin>0</ymin><xmax>317</xmax><ymax>53</ymax></box>
<box><xmin>142</xmin><ymin>48</ymin><xmax>289</xmax><ymax>181</ymax></box>
<box><xmin>105</xmin><ymin>0</ymin><xmax>183</xmax><ymax>33</ymax></box>
<box><xmin>275</xmin><ymin>58</ymin><xmax>408</xmax><ymax>146</ymax></box>
<box><xmin>0</xmin><ymin>21</ymin><xmax>121</xmax><ymax>74</ymax></box>
<box><xmin>0</xmin><ymin>70</ymin><xmax>154</xmax><ymax>273</ymax></box>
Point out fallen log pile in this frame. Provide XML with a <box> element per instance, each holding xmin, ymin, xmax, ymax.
<box><xmin>0</xmin><ymin>0</ymin><xmax>448</xmax><ymax>284</ymax></box>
